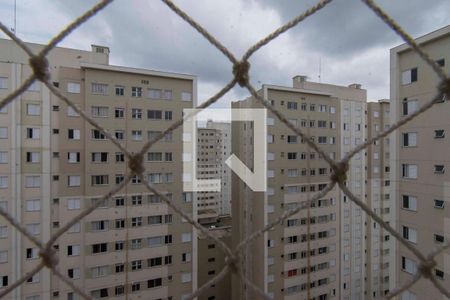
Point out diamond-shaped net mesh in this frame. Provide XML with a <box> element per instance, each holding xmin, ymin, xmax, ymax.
<box><xmin>0</xmin><ymin>0</ymin><xmax>449</xmax><ymax>299</ymax></box>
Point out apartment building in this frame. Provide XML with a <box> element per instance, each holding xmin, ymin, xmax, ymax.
<box><xmin>0</xmin><ymin>39</ymin><xmax>197</xmax><ymax>300</ymax></box>
<box><xmin>366</xmin><ymin>100</ymin><xmax>394</xmax><ymax>298</ymax></box>
<box><xmin>205</xmin><ymin>121</ymin><xmax>232</xmax><ymax>216</ymax></box>
<box><xmin>197</xmin><ymin>216</ymin><xmax>232</xmax><ymax>300</ymax></box>
<box><xmin>197</xmin><ymin>127</ymin><xmax>222</xmax><ymax>224</ymax></box>
<box><xmin>391</xmin><ymin>25</ymin><xmax>450</xmax><ymax>299</ymax></box>
<box><xmin>231</xmin><ymin>76</ymin><xmax>369</xmax><ymax>300</ymax></box>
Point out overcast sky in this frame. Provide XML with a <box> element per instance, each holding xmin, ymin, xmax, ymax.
<box><xmin>1</xmin><ymin>0</ymin><xmax>449</xmax><ymax>106</ymax></box>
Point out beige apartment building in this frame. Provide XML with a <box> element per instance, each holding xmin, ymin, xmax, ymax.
<box><xmin>231</xmin><ymin>76</ymin><xmax>378</xmax><ymax>300</ymax></box>
<box><xmin>197</xmin><ymin>127</ymin><xmax>222</xmax><ymax>224</ymax></box>
<box><xmin>366</xmin><ymin>100</ymin><xmax>394</xmax><ymax>298</ymax></box>
<box><xmin>391</xmin><ymin>25</ymin><xmax>450</xmax><ymax>299</ymax></box>
<box><xmin>0</xmin><ymin>39</ymin><xmax>198</xmax><ymax>300</ymax></box>
<box><xmin>197</xmin><ymin>216</ymin><xmax>232</xmax><ymax>300</ymax></box>
<box><xmin>205</xmin><ymin>121</ymin><xmax>231</xmax><ymax>217</ymax></box>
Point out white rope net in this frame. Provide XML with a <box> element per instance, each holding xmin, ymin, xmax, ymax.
<box><xmin>0</xmin><ymin>0</ymin><xmax>449</xmax><ymax>299</ymax></box>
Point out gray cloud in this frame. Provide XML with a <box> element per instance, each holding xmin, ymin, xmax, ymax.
<box><xmin>0</xmin><ymin>0</ymin><xmax>449</xmax><ymax>103</ymax></box>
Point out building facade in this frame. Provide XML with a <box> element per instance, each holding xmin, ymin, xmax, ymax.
<box><xmin>197</xmin><ymin>127</ymin><xmax>222</xmax><ymax>224</ymax></box>
<box><xmin>231</xmin><ymin>77</ymin><xmax>370</xmax><ymax>300</ymax></box>
<box><xmin>391</xmin><ymin>25</ymin><xmax>450</xmax><ymax>299</ymax></box>
<box><xmin>366</xmin><ymin>100</ymin><xmax>394</xmax><ymax>298</ymax></box>
<box><xmin>205</xmin><ymin>121</ymin><xmax>232</xmax><ymax>217</ymax></box>
<box><xmin>0</xmin><ymin>39</ymin><xmax>198</xmax><ymax>300</ymax></box>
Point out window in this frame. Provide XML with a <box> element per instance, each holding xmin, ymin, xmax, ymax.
<box><xmin>91</xmin><ymin>288</ymin><xmax>108</xmax><ymax>298</ymax></box>
<box><xmin>401</xmin><ymin>256</ymin><xmax>417</xmax><ymax>274</ymax></box>
<box><xmin>401</xmin><ymin>68</ymin><xmax>418</xmax><ymax>85</ymax></box>
<box><xmin>115</xmin><ymin>242</ymin><xmax>124</xmax><ymax>252</ymax></box>
<box><xmin>131</xmin><ymin>217</ymin><xmax>142</xmax><ymax>227</ymax></box>
<box><xmin>0</xmin><ymin>127</ymin><xmax>7</xmax><ymax>139</ymax></box>
<box><xmin>115</xmin><ymin>152</ymin><xmax>124</xmax><ymax>162</ymax></box>
<box><xmin>115</xmin><ymin>86</ymin><xmax>124</xmax><ymax>96</ymax></box>
<box><xmin>148</xmin><ymin>110</ymin><xmax>162</xmax><ymax>119</ymax></box>
<box><xmin>26</xmin><ymin>128</ymin><xmax>40</xmax><ymax>139</ymax></box>
<box><xmin>26</xmin><ymin>223</ymin><xmax>40</xmax><ymax>235</ymax></box>
<box><xmin>68</xmin><ymin>152</ymin><xmax>80</xmax><ymax>163</ymax></box>
<box><xmin>68</xmin><ymin>129</ymin><xmax>80</xmax><ymax>140</ymax></box>
<box><xmin>115</xmin><ymin>107</ymin><xmax>124</xmax><ymax>118</ymax></box>
<box><xmin>132</xmin><ymin>87</ymin><xmax>142</xmax><ymax>97</ymax></box>
<box><xmin>402</xmin><ymin>132</ymin><xmax>417</xmax><ymax>147</ymax></box>
<box><xmin>148</xmin><ymin>88</ymin><xmax>161</xmax><ymax>99</ymax></box>
<box><xmin>25</xmin><ymin>176</ymin><xmax>41</xmax><ymax>188</ymax></box>
<box><xmin>435</xmin><ymin>269</ymin><xmax>444</xmax><ymax>279</ymax></box>
<box><xmin>0</xmin><ymin>226</ymin><xmax>9</xmax><ymax>241</ymax></box>
<box><xmin>287</xmin><ymin>101</ymin><xmax>297</xmax><ymax>110</ymax></box>
<box><xmin>148</xmin><ymin>173</ymin><xmax>162</xmax><ymax>184</ymax></box>
<box><xmin>67</xmin><ymin>198</ymin><xmax>81</xmax><ymax>210</ymax></box>
<box><xmin>402</xmin><ymin>99</ymin><xmax>418</xmax><ymax>116</ymax></box>
<box><xmin>402</xmin><ymin>195</ymin><xmax>417</xmax><ymax>211</ymax></box>
<box><xmin>181</xmin><ymin>272</ymin><xmax>192</xmax><ymax>283</ymax></box>
<box><xmin>114</xmin><ymin>130</ymin><xmax>124</xmax><ymax>140</ymax></box>
<box><xmin>436</xmin><ymin>58</ymin><xmax>445</xmax><ymax>67</ymax></box>
<box><xmin>115</xmin><ymin>285</ymin><xmax>125</xmax><ymax>296</ymax></box>
<box><xmin>402</xmin><ymin>226</ymin><xmax>417</xmax><ymax>243</ymax></box>
<box><xmin>182</xmin><ymin>91</ymin><xmax>192</xmax><ymax>101</ymax></box>
<box><xmin>92</xmin><ymin>243</ymin><xmax>107</xmax><ymax>254</ymax></box>
<box><xmin>0</xmin><ymin>77</ymin><xmax>8</xmax><ymax>89</ymax></box>
<box><xmin>91</xmin><ymin>83</ymin><xmax>108</xmax><ymax>95</ymax></box>
<box><xmin>318</xmin><ymin>136</ymin><xmax>327</xmax><ymax>144</ymax></box>
<box><xmin>26</xmin><ymin>104</ymin><xmax>40</xmax><ymax>116</ymax></box>
<box><xmin>287</xmin><ymin>152</ymin><xmax>297</xmax><ymax>160</ymax></box>
<box><xmin>147</xmin><ymin>278</ymin><xmax>162</xmax><ymax>288</ymax></box>
<box><xmin>0</xmin><ymin>250</ymin><xmax>7</xmax><ymax>263</ymax></box>
<box><xmin>67</xmin><ymin>106</ymin><xmax>79</xmax><ymax>117</ymax></box>
<box><xmin>68</xmin><ymin>176</ymin><xmax>81</xmax><ymax>187</ymax></box>
<box><xmin>434</xmin><ymin>165</ymin><xmax>445</xmax><ymax>174</ymax></box>
<box><xmin>0</xmin><ymin>176</ymin><xmax>8</xmax><ymax>188</ymax></box>
<box><xmin>165</xmin><ymin>111</ymin><xmax>172</xmax><ymax>120</ymax></box>
<box><xmin>402</xmin><ymin>164</ymin><xmax>417</xmax><ymax>179</ymax></box>
<box><xmin>132</xmin><ymin>108</ymin><xmax>142</xmax><ymax>119</ymax></box>
<box><xmin>67</xmin><ymin>82</ymin><xmax>80</xmax><ymax>93</ymax></box>
<box><xmin>91</xmin><ymin>106</ymin><xmax>108</xmax><ymax>117</ymax></box>
<box><xmin>131</xmin><ymin>260</ymin><xmax>142</xmax><ymax>270</ymax></box>
<box><xmin>182</xmin><ymin>252</ymin><xmax>192</xmax><ymax>263</ymax></box>
<box><xmin>67</xmin><ymin>245</ymin><xmax>81</xmax><ymax>256</ymax></box>
<box><xmin>435</xmin><ymin>129</ymin><xmax>445</xmax><ymax>138</ymax></box>
<box><xmin>91</xmin><ymin>175</ymin><xmax>108</xmax><ymax>186</ymax></box>
<box><xmin>182</xmin><ymin>233</ymin><xmax>192</xmax><ymax>243</ymax></box>
<box><xmin>131</xmin><ymin>283</ymin><xmax>140</xmax><ymax>292</ymax></box>
<box><xmin>91</xmin><ymin>220</ymin><xmax>108</xmax><ymax>231</ymax></box>
<box><xmin>434</xmin><ymin>234</ymin><xmax>444</xmax><ymax>243</ymax></box>
<box><xmin>319</xmin><ymin>104</ymin><xmax>327</xmax><ymax>112</ymax></box>
<box><xmin>26</xmin><ymin>152</ymin><xmax>40</xmax><ymax>163</ymax></box>
<box><xmin>91</xmin><ymin>152</ymin><xmax>108</xmax><ymax>163</ymax></box>
<box><xmin>434</xmin><ymin>199</ymin><xmax>445</xmax><ymax>209</ymax></box>
<box><xmin>329</xmin><ymin>106</ymin><xmax>336</xmax><ymax>114</ymax></box>
<box><xmin>131</xmin><ymin>239</ymin><xmax>142</xmax><ymax>249</ymax></box>
<box><xmin>165</xmin><ymin>152</ymin><xmax>173</xmax><ymax>161</ymax></box>
<box><xmin>131</xmin><ymin>195</ymin><xmax>142</xmax><ymax>205</ymax></box>
<box><xmin>68</xmin><ymin>268</ymin><xmax>80</xmax><ymax>279</ymax></box>
<box><xmin>91</xmin><ymin>129</ymin><xmax>106</xmax><ymax>140</ymax></box>
<box><xmin>130</xmin><ymin>130</ymin><xmax>142</xmax><ymax>141</ymax></box>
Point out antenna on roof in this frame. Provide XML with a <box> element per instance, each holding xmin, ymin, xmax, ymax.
<box><xmin>11</xmin><ymin>0</ymin><xmax>17</xmax><ymax>35</ymax></box>
<box><xmin>318</xmin><ymin>56</ymin><xmax>322</xmax><ymax>83</ymax></box>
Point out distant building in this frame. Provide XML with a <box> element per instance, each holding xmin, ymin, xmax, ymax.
<box><xmin>206</xmin><ymin>120</ymin><xmax>232</xmax><ymax>216</ymax></box>
<box><xmin>231</xmin><ymin>76</ymin><xmax>374</xmax><ymax>299</ymax></box>
<box><xmin>391</xmin><ymin>25</ymin><xmax>450</xmax><ymax>299</ymax></box>
<box><xmin>0</xmin><ymin>38</ymin><xmax>197</xmax><ymax>299</ymax></box>
<box><xmin>197</xmin><ymin>216</ymin><xmax>232</xmax><ymax>300</ymax></box>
